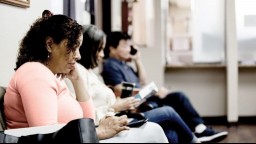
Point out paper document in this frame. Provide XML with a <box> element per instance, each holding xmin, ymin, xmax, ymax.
<box><xmin>134</xmin><ymin>82</ymin><xmax>158</xmax><ymax>100</ymax></box>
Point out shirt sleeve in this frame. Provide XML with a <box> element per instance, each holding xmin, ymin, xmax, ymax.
<box><xmin>102</xmin><ymin>62</ymin><xmax>124</xmax><ymax>86</ymax></box>
<box><xmin>17</xmin><ymin>65</ymin><xmax>59</xmax><ymax>127</ymax></box>
<box><xmin>65</xmin><ymin>64</ymin><xmax>96</xmax><ymax>121</ymax></box>
<box><xmin>79</xmin><ymin>98</ymin><xmax>96</xmax><ymax>120</ymax></box>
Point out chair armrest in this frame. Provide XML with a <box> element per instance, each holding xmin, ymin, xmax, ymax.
<box><xmin>4</xmin><ymin>124</ymin><xmax>65</xmax><ymax>137</ymax></box>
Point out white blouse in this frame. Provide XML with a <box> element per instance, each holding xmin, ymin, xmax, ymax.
<box><xmin>65</xmin><ymin>64</ymin><xmax>116</xmax><ymax>124</ymax></box>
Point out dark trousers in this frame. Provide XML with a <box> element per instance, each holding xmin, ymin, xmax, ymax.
<box><xmin>143</xmin><ymin>106</ymin><xmax>194</xmax><ymax>143</ymax></box>
<box><xmin>147</xmin><ymin>92</ymin><xmax>204</xmax><ymax>132</ymax></box>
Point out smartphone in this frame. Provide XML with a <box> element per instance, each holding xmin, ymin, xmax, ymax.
<box><xmin>130</xmin><ymin>45</ymin><xmax>138</xmax><ymax>55</ymax></box>
<box><xmin>127</xmin><ymin>118</ymin><xmax>148</xmax><ymax>127</ymax></box>
<box><xmin>115</xmin><ymin>112</ymin><xmax>148</xmax><ymax>128</ymax></box>
<box><xmin>120</xmin><ymin>82</ymin><xmax>136</xmax><ymax>98</ymax></box>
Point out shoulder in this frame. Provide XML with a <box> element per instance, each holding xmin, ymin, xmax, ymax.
<box><xmin>15</xmin><ymin>62</ymin><xmax>54</xmax><ymax>83</ymax></box>
<box><xmin>12</xmin><ymin>62</ymin><xmax>58</xmax><ymax>91</ymax></box>
<box><xmin>16</xmin><ymin>62</ymin><xmax>52</xmax><ymax>77</ymax></box>
<box><xmin>103</xmin><ymin>58</ymin><xmax>119</xmax><ymax>65</ymax></box>
<box><xmin>103</xmin><ymin>58</ymin><xmax>122</xmax><ymax>70</ymax></box>
<box><xmin>77</xmin><ymin>63</ymin><xmax>98</xmax><ymax>82</ymax></box>
<box><xmin>77</xmin><ymin>63</ymin><xmax>89</xmax><ymax>75</ymax></box>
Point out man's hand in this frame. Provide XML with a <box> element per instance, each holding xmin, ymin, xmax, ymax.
<box><xmin>126</xmin><ymin>46</ymin><xmax>141</xmax><ymax>62</ymax></box>
<box><xmin>156</xmin><ymin>87</ymin><xmax>170</xmax><ymax>99</ymax></box>
<box><xmin>132</xmin><ymin>88</ymin><xmax>140</xmax><ymax>96</ymax></box>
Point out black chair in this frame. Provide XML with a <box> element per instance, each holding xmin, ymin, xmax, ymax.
<box><xmin>0</xmin><ymin>86</ymin><xmax>6</xmax><ymax>131</ymax></box>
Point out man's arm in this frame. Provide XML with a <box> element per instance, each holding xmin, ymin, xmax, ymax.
<box><xmin>134</xmin><ymin>58</ymin><xmax>147</xmax><ymax>86</ymax></box>
<box><xmin>131</xmin><ymin>50</ymin><xmax>147</xmax><ymax>86</ymax></box>
<box><xmin>102</xmin><ymin>62</ymin><xmax>125</xmax><ymax>97</ymax></box>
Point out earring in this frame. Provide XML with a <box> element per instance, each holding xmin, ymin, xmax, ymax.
<box><xmin>47</xmin><ymin>51</ymin><xmax>51</xmax><ymax>59</ymax></box>
<box><xmin>47</xmin><ymin>45</ymin><xmax>51</xmax><ymax>59</ymax></box>
<box><xmin>44</xmin><ymin>53</ymin><xmax>50</xmax><ymax>66</ymax></box>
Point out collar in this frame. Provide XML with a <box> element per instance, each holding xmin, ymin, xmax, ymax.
<box><xmin>108</xmin><ymin>57</ymin><xmax>126</xmax><ymax>65</ymax></box>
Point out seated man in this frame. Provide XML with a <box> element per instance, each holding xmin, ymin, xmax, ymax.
<box><xmin>101</xmin><ymin>31</ymin><xmax>228</xmax><ymax>143</ymax></box>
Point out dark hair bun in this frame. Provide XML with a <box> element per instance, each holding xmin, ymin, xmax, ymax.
<box><xmin>42</xmin><ymin>10</ymin><xmax>53</xmax><ymax>18</ymax></box>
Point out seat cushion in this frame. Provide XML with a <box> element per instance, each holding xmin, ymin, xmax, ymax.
<box><xmin>0</xmin><ymin>87</ymin><xmax>6</xmax><ymax>131</ymax></box>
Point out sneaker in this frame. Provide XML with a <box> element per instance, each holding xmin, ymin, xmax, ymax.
<box><xmin>195</xmin><ymin>127</ymin><xmax>228</xmax><ymax>143</ymax></box>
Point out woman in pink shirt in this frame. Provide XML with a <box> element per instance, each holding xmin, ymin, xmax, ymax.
<box><xmin>4</xmin><ymin>11</ymin><xmax>129</xmax><ymax>140</ymax></box>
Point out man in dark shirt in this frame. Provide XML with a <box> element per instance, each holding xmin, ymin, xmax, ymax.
<box><xmin>101</xmin><ymin>31</ymin><xmax>228</xmax><ymax>143</ymax></box>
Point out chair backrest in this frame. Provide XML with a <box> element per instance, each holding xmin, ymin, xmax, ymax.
<box><xmin>0</xmin><ymin>86</ymin><xmax>6</xmax><ymax>131</ymax></box>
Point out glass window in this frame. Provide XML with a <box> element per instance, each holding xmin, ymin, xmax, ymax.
<box><xmin>236</xmin><ymin>0</ymin><xmax>256</xmax><ymax>64</ymax></box>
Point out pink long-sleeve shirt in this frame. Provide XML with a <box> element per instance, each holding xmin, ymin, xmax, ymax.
<box><xmin>4</xmin><ymin>62</ymin><xmax>95</xmax><ymax>129</ymax></box>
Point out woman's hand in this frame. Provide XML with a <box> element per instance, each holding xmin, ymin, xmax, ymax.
<box><xmin>66</xmin><ymin>63</ymin><xmax>80</xmax><ymax>81</ymax></box>
<box><xmin>65</xmin><ymin>63</ymin><xmax>91</xmax><ymax>102</ymax></box>
<box><xmin>96</xmin><ymin>115</ymin><xmax>129</xmax><ymax>140</ymax></box>
<box><xmin>56</xmin><ymin>63</ymin><xmax>80</xmax><ymax>80</ymax></box>
<box><xmin>112</xmin><ymin>97</ymin><xmax>141</xmax><ymax>112</ymax></box>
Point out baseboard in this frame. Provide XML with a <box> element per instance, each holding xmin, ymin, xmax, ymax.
<box><xmin>202</xmin><ymin>116</ymin><xmax>228</xmax><ymax>125</ymax></box>
<box><xmin>202</xmin><ymin>116</ymin><xmax>256</xmax><ymax>126</ymax></box>
<box><xmin>238</xmin><ymin>116</ymin><xmax>256</xmax><ymax>124</ymax></box>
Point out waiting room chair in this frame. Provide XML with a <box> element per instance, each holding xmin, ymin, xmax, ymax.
<box><xmin>0</xmin><ymin>86</ymin><xmax>6</xmax><ymax>131</ymax></box>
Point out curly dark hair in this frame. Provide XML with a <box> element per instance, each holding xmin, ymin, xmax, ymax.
<box><xmin>78</xmin><ymin>25</ymin><xmax>106</xmax><ymax>69</ymax></box>
<box><xmin>15</xmin><ymin>13</ymin><xmax>83</xmax><ymax>70</ymax></box>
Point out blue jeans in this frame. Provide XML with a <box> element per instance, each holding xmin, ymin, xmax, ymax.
<box><xmin>143</xmin><ymin>106</ymin><xmax>194</xmax><ymax>143</ymax></box>
<box><xmin>147</xmin><ymin>92</ymin><xmax>204</xmax><ymax>131</ymax></box>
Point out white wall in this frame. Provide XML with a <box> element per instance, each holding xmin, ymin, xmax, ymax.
<box><xmin>0</xmin><ymin>0</ymin><xmax>63</xmax><ymax>87</ymax></box>
<box><xmin>165</xmin><ymin>68</ymin><xmax>227</xmax><ymax>116</ymax></box>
